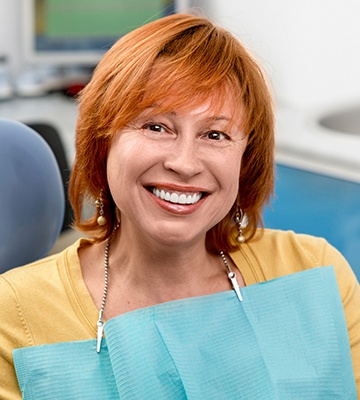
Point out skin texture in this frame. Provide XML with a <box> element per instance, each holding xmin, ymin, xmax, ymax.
<box><xmin>79</xmin><ymin>97</ymin><xmax>248</xmax><ymax>318</ymax></box>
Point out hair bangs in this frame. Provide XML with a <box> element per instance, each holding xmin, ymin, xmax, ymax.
<box><xmin>138</xmin><ymin>72</ymin><xmax>241</xmax><ymax>125</ymax></box>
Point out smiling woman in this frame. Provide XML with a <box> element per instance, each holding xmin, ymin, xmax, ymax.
<box><xmin>70</xmin><ymin>13</ymin><xmax>274</xmax><ymax>252</ymax></box>
<box><xmin>0</xmin><ymin>12</ymin><xmax>359</xmax><ymax>400</ymax></box>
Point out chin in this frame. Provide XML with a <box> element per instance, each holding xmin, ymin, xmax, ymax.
<box><xmin>148</xmin><ymin>227</ymin><xmax>204</xmax><ymax>249</ymax></box>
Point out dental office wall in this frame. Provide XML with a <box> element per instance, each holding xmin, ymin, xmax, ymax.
<box><xmin>193</xmin><ymin>0</ymin><xmax>360</xmax><ymax>110</ymax></box>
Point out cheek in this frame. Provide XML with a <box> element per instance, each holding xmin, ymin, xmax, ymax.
<box><xmin>107</xmin><ymin>134</ymin><xmax>139</xmax><ymax>177</ymax></box>
<box><xmin>106</xmin><ymin>144</ymin><xmax>122</xmax><ymax>183</ymax></box>
<box><xmin>219</xmin><ymin>148</ymin><xmax>243</xmax><ymax>183</ymax></box>
<box><xmin>225</xmin><ymin>171</ymin><xmax>240</xmax><ymax>202</ymax></box>
<box><xmin>106</xmin><ymin>140</ymin><xmax>133</xmax><ymax>199</ymax></box>
<box><xmin>106</xmin><ymin>135</ymin><xmax>156</xmax><ymax>197</ymax></box>
<box><xmin>217</xmin><ymin>147</ymin><xmax>244</xmax><ymax>204</ymax></box>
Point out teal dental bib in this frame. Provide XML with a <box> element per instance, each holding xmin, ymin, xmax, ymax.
<box><xmin>13</xmin><ymin>267</ymin><xmax>357</xmax><ymax>399</ymax></box>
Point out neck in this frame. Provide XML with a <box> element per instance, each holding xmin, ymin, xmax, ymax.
<box><xmin>113</xmin><ymin>229</ymin><xmax>217</xmax><ymax>278</ymax></box>
<box><xmin>106</xmin><ymin>228</ymin><xmax>228</xmax><ymax>305</ymax></box>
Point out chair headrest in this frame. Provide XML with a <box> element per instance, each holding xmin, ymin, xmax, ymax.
<box><xmin>0</xmin><ymin>118</ymin><xmax>65</xmax><ymax>273</ymax></box>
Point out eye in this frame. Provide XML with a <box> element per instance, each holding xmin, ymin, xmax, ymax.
<box><xmin>141</xmin><ymin>123</ymin><xmax>166</xmax><ymax>134</ymax></box>
<box><xmin>206</xmin><ymin>131</ymin><xmax>229</xmax><ymax>141</ymax></box>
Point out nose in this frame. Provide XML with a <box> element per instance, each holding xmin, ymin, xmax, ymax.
<box><xmin>163</xmin><ymin>136</ymin><xmax>204</xmax><ymax>179</ymax></box>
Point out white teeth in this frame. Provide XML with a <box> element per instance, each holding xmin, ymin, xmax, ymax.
<box><xmin>178</xmin><ymin>194</ymin><xmax>187</xmax><ymax>204</ymax></box>
<box><xmin>170</xmin><ymin>193</ymin><xmax>178</xmax><ymax>203</ymax></box>
<box><xmin>152</xmin><ymin>188</ymin><xmax>202</xmax><ymax>205</ymax></box>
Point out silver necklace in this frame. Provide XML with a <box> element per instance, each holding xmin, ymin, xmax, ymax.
<box><xmin>220</xmin><ymin>251</ymin><xmax>243</xmax><ymax>302</ymax></box>
<box><xmin>96</xmin><ymin>237</ymin><xmax>243</xmax><ymax>353</ymax></box>
<box><xmin>96</xmin><ymin>238</ymin><xmax>110</xmax><ymax>353</ymax></box>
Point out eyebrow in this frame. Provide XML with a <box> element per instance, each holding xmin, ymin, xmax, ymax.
<box><xmin>212</xmin><ymin>116</ymin><xmax>232</xmax><ymax>122</ymax></box>
<box><xmin>168</xmin><ymin>111</ymin><xmax>232</xmax><ymax>122</ymax></box>
<box><xmin>138</xmin><ymin>107</ymin><xmax>233</xmax><ymax>124</ymax></box>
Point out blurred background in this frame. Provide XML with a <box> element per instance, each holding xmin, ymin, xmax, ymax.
<box><xmin>0</xmin><ymin>0</ymin><xmax>359</xmax><ymax>277</ymax></box>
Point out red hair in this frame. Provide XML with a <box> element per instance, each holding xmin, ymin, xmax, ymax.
<box><xmin>69</xmin><ymin>13</ymin><xmax>275</xmax><ymax>252</ymax></box>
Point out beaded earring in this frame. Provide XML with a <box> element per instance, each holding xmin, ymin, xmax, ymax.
<box><xmin>235</xmin><ymin>209</ymin><xmax>246</xmax><ymax>244</ymax></box>
<box><xmin>95</xmin><ymin>191</ymin><xmax>107</xmax><ymax>226</ymax></box>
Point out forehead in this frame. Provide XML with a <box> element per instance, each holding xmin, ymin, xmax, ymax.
<box><xmin>139</xmin><ymin>85</ymin><xmax>243</xmax><ymax>127</ymax></box>
<box><xmin>186</xmin><ymin>99</ymin><xmax>232</xmax><ymax>117</ymax></box>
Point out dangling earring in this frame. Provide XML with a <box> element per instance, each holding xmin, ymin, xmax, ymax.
<box><xmin>95</xmin><ymin>191</ymin><xmax>107</xmax><ymax>226</ymax></box>
<box><xmin>235</xmin><ymin>209</ymin><xmax>246</xmax><ymax>244</ymax></box>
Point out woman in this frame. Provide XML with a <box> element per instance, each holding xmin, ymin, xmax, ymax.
<box><xmin>0</xmin><ymin>13</ymin><xmax>359</xmax><ymax>399</ymax></box>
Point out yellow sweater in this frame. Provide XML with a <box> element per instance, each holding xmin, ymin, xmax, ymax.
<box><xmin>0</xmin><ymin>229</ymin><xmax>359</xmax><ymax>398</ymax></box>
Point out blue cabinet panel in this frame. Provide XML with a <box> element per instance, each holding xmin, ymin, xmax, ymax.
<box><xmin>263</xmin><ymin>164</ymin><xmax>360</xmax><ymax>280</ymax></box>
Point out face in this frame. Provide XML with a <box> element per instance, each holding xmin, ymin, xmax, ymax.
<box><xmin>106</xmin><ymin>96</ymin><xmax>248</xmax><ymax>249</ymax></box>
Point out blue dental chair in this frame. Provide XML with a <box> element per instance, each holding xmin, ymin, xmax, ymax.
<box><xmin>0</xmin><ymin>118</ymin><xmax>65</xmax><ymax>273</ymax></box>
<box><xmin>263</xmin><ymin>163</ymin><xmax>360</xmax><ymax>281</ymax></box>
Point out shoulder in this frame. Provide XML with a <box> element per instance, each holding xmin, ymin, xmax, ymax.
<box><xmin>0</xmin><ymin>238</ymin><xmax>81</xmax><ymax>297</ymax></box>
<box><xmin>0</xmin><ymin>253</ymin><xmax>60</xmax><ymax>324</ymax></box>
<box><xmin>231</xmin><ymin>228</ymin><xmax>358</xmax><ymax>293</ymax></box>
<box><xmin>250</xmin><ymin>228</ymin><xmax>330</xmax><ymax>258</ymax></box>
<box><xmin>0</xmin><ymin>237</ymin><xmax>89</xmax><ymax>286</ymax></box>
<box><xmin>244</xmin><ymin>228</ymin><xmax>351</xmax><ymax>277</ymax></box>
<box><xmin>1</xmin><ymin>254</ymin><xmax>59</xmax><ymax>291</ymax></box>
<box><xmin>0</xmin><ymin>239</ymin><xmax>85</xmax><ymax>341</ymax></box>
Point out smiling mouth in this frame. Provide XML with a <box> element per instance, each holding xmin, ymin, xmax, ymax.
<box><xmin>150</xmin><ymin>187</ymin><xmax>204</xmax><ymax>205</ymax></box>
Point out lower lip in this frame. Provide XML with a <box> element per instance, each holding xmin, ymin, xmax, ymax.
<box><xmin>148</xmin><ymin>190</ymin><xmax>205</xmax><ymax>215</ymax></box>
